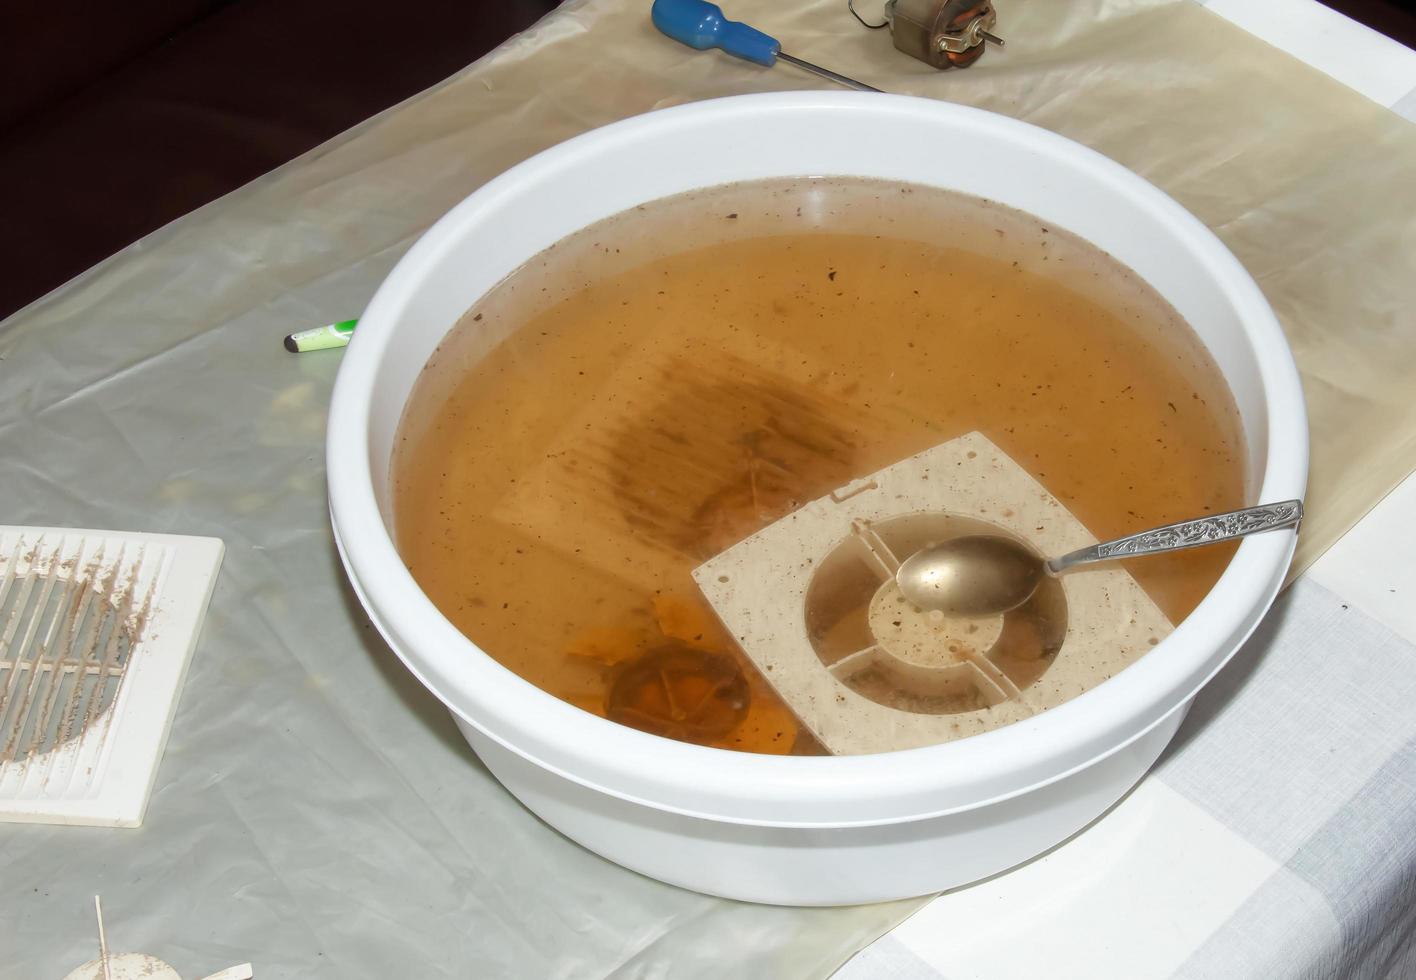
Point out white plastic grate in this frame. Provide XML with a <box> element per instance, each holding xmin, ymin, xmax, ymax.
<box><xmin>0</xmin><ymin>527</ymin><xmax>223</xmax><ymax>827</ymax></box>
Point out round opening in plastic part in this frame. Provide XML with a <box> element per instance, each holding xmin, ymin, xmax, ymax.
<box><xmin>807</xmin><ymin>513</ymin><xmax>1068</xmax><ymax>718</ymax></box>
<box><xmin>327</xmin><ymin>93</ymin><xmax>1307</xmax><ymax>906</ymax></box>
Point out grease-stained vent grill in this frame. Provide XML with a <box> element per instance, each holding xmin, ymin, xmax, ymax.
<box><xmin>0</xmin><ymin>527</ymin><xmax>223</xmax><ymax>827</ymax></box>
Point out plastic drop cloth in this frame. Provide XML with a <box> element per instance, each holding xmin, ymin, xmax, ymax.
<box><xmin>2</xmin><ymin>0</ymin><xmax>1414</xmax><ymax>975</ymax></box>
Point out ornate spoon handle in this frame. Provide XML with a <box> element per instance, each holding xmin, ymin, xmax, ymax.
<box><xmin>1046</xmin><ymin>500</ymin><xmax>1304</xmax><ymax>575</ymax></box>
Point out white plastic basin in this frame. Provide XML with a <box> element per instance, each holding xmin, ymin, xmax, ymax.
<box><xmin>327</xmin><ymin>93</ymin><xmax>1307</xmax><ymax>906</ymax></box>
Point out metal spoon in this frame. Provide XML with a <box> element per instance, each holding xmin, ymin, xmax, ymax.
<box><xmin>895</xmin><ymin>500</ymin><xmax>1304</xmax><ymax>617</ymax></box>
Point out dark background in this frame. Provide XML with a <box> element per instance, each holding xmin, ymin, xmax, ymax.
<box><xmin>1</xmin><ymin>0</ymin><xmax>1412</xmax><ymax>320</ymax></box>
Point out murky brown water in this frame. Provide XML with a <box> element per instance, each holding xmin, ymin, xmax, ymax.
<box><xmin>392</xmin><ymin>177</ymin><xmax>1245</xmax><ymax>755</ymax></box>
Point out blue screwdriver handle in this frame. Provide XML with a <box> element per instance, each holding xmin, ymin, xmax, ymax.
<box><xmin>651</xmin><ymin>0</ymin><xmax>780</xmax><ymax>67</ymax></box>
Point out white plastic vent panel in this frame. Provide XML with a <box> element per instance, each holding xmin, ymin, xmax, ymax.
<box><xmin>0</xmin><ymin>527</ymin><xmax>223</xmax><ymax>827</ymax></box>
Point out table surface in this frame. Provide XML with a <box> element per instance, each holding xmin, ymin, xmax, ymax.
<box><xmin>2</xmin><ymin>2</ymin><xmax>1415</xmax><ymax>978</ymax></box>
<box><xmin>840</xmin><ymin>8</ymin><xmax>1416</xmax><ymax>977</ymax></box>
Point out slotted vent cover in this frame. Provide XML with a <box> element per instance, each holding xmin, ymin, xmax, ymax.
<box><xmin>0</xmin><ymin>527</ymin><xmax>223</xmax><ymax>827</ymax></box>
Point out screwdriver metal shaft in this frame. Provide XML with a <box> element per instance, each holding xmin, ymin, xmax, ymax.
<box><xmin>777</xmin><ymin>52</ymin><xmax>883</xmax><ymax>93</ymax></box>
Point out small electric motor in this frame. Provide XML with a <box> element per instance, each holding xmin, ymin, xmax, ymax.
<box><xmin>852</xmin><ymin>0</ymin><xmax>1002</xmax><ymax>70</ymax></box>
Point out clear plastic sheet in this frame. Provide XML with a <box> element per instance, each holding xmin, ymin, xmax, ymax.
<box><xmin>2</xmin><ymin>0</ymin><xmax>1414</xmax><ymax>975</ymax></box>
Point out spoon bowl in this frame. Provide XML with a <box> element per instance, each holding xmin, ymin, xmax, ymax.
<box><xmin>895</xmin><ymin>535</ymin><xmax>1044</xmax><ymax>617</ymax></box>
<box><xmin>896</xmin><ymin>500</ymin><xmax>1304</xmax><ymax>617</ymax></box>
